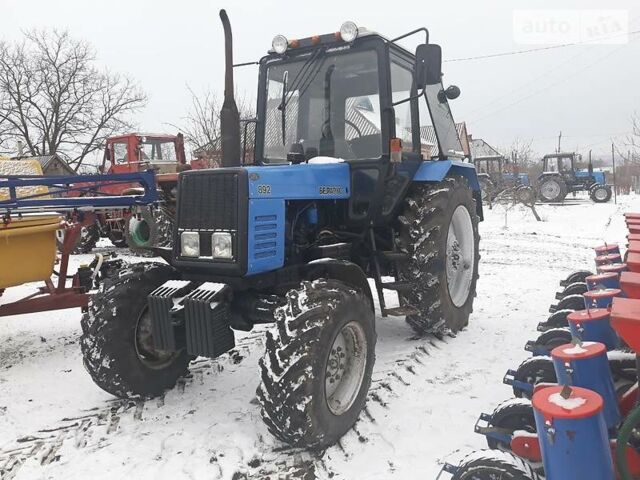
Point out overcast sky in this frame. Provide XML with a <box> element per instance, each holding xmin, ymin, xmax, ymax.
<box><xmin>2</xmin><ymin>0</ymin><xmax>639</xmax><ymax>159</ymax></box>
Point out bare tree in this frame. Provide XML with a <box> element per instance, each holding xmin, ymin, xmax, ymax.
<box><xmin>615</xmin><ymin>112</ymin><xmax>640</xmax><ymax>164</ymax></box>
<box><xmin>0</xmin><ymin>30</ymin><xmax>146</xmax><ymax>170</ymax></box>
<box><xmin>174</xmin><ymin>86</ymin><xmax>256</xmax><ymax>164</ymax></box>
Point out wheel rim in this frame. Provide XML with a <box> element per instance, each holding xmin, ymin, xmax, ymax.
<box><xmin>129</xmin><ymin>217</ymin><xmax>151</xmax><ymax>246</ymax></box>
<box><xmin>134</xmin><ymin>309</ymin><xmax>176</xmax><ymax>369</ymax></box>
<box><xmin>325</xmin><ymin>321</ymin><xmax>368</xmax><ymax>416</ymax></box>
<box><xmin>541</xmin><ymin>180</ymin><xmax>560</xmax><ymax>200</ymax></box>
<box><xmin>446</xmin><ymin>205</ymin><xmax>475</xmax><ymax>308</ymax></box>
<box><xmin>594</xmin><ymin>188</ymin><xmax>608</xmax><ymax>200</ymax></box>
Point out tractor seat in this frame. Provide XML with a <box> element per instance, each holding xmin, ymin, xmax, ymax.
<box><xmin>621</xmin><ymin>272</ymin><xmax>640</xmax><ymax>299</ymax></box>
<box><xmin>627</xmin><ymin>253</ymin><xmax>640</xmax><ymax>273</ymax></box>
<box><xmin>610</xmin><ymin>297</ymin><xmax>640</xmax><ymax>351</ymax></box>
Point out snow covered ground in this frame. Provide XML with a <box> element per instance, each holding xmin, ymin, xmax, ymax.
<box><xmin>0</xmin><ymin>193</ymin><xmax>637</xmax><ymax>479</ymax></box>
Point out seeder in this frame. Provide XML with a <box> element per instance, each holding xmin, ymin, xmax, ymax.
<box><xmin>0</xmin><ymin>167</ymin><xmax>157</xmax><ymax>317</ymax></box>
<box><xmin>441</xmin><ymin>212</ymin><xmax>640</xmax><ymax>479</ymax></box>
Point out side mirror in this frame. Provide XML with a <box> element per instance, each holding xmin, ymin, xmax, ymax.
<box><xmin>415</xmin><ymin>44</ymin><xmax>442</xmax><ymax>89</ymax></box>
<box><xmin>445</xmin><ymin>85</ymin><xmax>461</xmax><ymax>100</ymax></box>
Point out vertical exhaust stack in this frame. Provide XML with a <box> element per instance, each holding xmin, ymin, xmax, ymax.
<box><xmin>219</xmin><ymin>9</ymin><xmax>241</xmax><ymax>167</ymax></box>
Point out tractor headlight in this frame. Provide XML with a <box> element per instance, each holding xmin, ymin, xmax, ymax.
<box><xmin>181</xmin><ymin>231</ymin><xmax>200</xmax><ymax>257</ymax></box>
<box><xmin>339</xmin><ymin>21</ymin><xmax>358</xmax><ymax>42</ymax></box>
<box><xmin>212</xmin><ymin>232</ymin><xmax>233</xmax><ymax>259</ymax></box>
<box><xmin>272</xmin><ymin>35</ymin><xmax>288</xmax><ymax>54</ymax></box>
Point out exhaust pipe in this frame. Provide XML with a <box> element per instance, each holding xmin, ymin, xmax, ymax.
<box><xmin>219</xmin><ymin>9</ymin><xmax>241</xmax><ymax>168</ymax></box>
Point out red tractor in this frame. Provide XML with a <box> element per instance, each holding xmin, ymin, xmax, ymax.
<box><xmin>64</xmin><ymin>133</ymin><xmax>208</xmax><ymax>253</ymax></box>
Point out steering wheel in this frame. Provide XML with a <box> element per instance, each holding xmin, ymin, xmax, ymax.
<box><xmin>321</xmin><ymin>119</ymin><xmax>364</xmax><ymax>139</ymax></box>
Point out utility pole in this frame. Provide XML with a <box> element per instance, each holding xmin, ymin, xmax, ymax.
<box><xmin>612</xmin><ymin>143</ymin><xmax>617</xmax><ymax>205</ymax></box>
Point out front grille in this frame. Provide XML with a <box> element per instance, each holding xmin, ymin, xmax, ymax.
<box><xmin>177</xmin><ymin>171</ymin><xmax>239</xmax><ymax>231</ymax></box>
<box><xmin>174</xmin><ymin>168</ymin><xmax>248</xmax><ymax>276</ymax></box>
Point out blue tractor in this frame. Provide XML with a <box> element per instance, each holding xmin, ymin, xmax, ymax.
<box><xmin>80</xmin><ymin>11</ymin><xmax>482</xmax><ymax>449</ymax></box>
<box><xmin>474</xmin><ymin>156</ymin><xmax>534</xmax><ymax>204</ymax></box>
<box><xmin>537</xmin><ymin>152</ymin><xmax>611</xmax><ymax>203</ymax></box>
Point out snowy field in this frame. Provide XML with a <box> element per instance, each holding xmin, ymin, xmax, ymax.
<box><xmin>1</xmin><ymin>193</ymin><xmax>638</xmax><ymax>479</ymax></box>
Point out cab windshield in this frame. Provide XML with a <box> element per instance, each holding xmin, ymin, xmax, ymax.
<box><xmin>263</xmin><ymin>49</ymin><xmax>382</xmax><ymax>163</ymax></box>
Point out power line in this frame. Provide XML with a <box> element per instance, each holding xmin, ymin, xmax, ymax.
<box><xmin>444</xmin><ymin>29</ymin><xmax>640</xmax><ymax>63</ymax></box>
<box><xmin>468</xmin><ymin>38</ymin><xmax>636</xmax><ymax>124</ymax></box>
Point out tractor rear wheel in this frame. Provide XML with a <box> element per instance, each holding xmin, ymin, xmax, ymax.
<box><xmin>538</xmin><ymin>176</ymin><xmax>567</xmax><ymax>203</ymax></box>
<box><xmin>396</xmin><ymin>176</ymin><xmax>480</xmax><ymax>335</ymax></box>
<box><xmin>80</xmin><ymin>262</ymin><xmax>190</xmax><ymax>399</ymax></box>
<box><xmin>486</xmin><ymin>398</ymin><xmax>536</xmax><ymax>450</ymax></box>
<box><xmin>256</xmin><ymin>279</ymin><xmax>376</xmax><ymax>449</ymax></box>
<box><xmin>590</xmin><ymin>184</ymin><xmax>612</xmax><ymax>203</ymax></box>
<box><xmin>452</xmin><ymin>451</ymin><xmax>541</xmax><ymax>480</ymax></box>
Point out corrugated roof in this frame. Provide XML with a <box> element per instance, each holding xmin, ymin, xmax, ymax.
<box><xmin>419</xmin><ymin>122</ymin><xmax>470</xmax><ymax>158</ymax></box>
<box><xmin>469</xmin><ymin>138</ymin><xmax>504</xmax><ymax>160</ymax></box>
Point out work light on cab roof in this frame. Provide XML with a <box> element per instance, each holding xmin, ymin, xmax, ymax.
<box><xmin>270</xmin><ymin>21</ymin><xmax>360</xmax><ymax>54</ymax></box>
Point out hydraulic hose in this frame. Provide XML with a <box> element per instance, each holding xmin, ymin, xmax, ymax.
<box><xmin>617</xmin><ymin>402</ymin><xmax>640</xmax><ymax>480</ymax></box>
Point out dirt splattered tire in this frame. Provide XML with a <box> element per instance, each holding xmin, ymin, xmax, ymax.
<box><xmin>552</xmin><ymin>294</ymin><xmax>585</xmax><ymax>312</ymax></box>
<box><xmin>515</xmin><ymin>186</ymin><xmax>535</xmax><ymax>205</ymax></box>
<box><xmin>560</xmin><ymin>270</ymin><xmax>593</xmax><ymax>287</ymax></box>
<box><xmin>557</xmin><ymin>282</ymin><xmax>588</xmax><ymax>299</ymax></box>
<box><xmin>396</xmin><ymin>176</ymin><xmax>480</xmax><ymax>334</ymax></box>
<box><xmin>124</xmin><ymin>207</ymin><xmax>174</xmax><ymax>254</ymax></box>
<box><xmin>486</xmin><ymin>398</ymin><xmax>536</xmax><ymax>450</ymax></box>
<box><xmin>80</xmin><ymin>262</ymin><xmax>190</xmax><ymax>399</ymax></box>
<box><xmin>452</xmin><ymin>450</ymin><xmax>541</xmax><ymax>480</ymax></box>
<box><xmin>538</xmin><ymin>309</ymin><xmax>573</xmax><ymax>331</ymax></box>
<box><xmin>538</xmin><ymin>176</ymin><xmax>567</xmax><ymax>203</ymax></box>
<box><xmin>533</xmin><ymin>328</ymin><xmax>573</xmax><ymax>352</ymax></box>
<box><xmin>513</xmin><ymin>356</ymin><xmax>556</xmax><ymax>399</ymax></box>
<box><xmin>256</xmin><ymin>279</ymin><xmax>376</xmax><ymax>449</ymax></box>
<box><xmin>590</xmin><ymin>184</ymin><xmax>612</xmax><ymax>203</ymax></box>
<box><xmin>56</xmin><ymin>222</ymin><xmax>100</xmax><ymax>254</ymax></box>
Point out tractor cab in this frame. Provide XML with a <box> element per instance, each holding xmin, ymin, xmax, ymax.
<box><xmin>250</xmin><ymin>23</ymin><xmax>474</xmax><ymax>225</ymax></box>
<box><xmin>102</xmin><ymin>133</ymin><xmax>188</xmax><ymax>177</ymax></box>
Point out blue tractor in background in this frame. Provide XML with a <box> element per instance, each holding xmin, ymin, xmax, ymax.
<box><xmin>537</xmin><ymin>152</ymin><xmax>611</xmax><ymax>203</ymax></box>
<box><xmin>80</xmin><ymin>11</ymin><xmax>482</xmax><ymax>449</ymax></box>
<box><xmin>474</xmin><ymin>156</ymin><xmax>534</xmax><ymax>204</ymax></box>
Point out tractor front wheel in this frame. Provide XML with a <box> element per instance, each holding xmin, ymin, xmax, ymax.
<box><xmin>590</xmin><ymin>184</ymin><xmax>612</xmax><ymax>203</ymax></box>
<box><xmin>80</xmin><ymin>263</ymin><xmax>190</xmax><ymax>398</ymax></box>
<box><xmin>256</xmin><ymin>279</ymin><xmax>376</xmax><ymax>449</ymax></box>
<box><xmin>396</xmin><ymin>176</ymin><xmax>480</xmax><ymax>335</ymax></box>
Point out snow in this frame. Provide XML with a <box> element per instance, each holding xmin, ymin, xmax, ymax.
<box><xmin>561</xmin><ymin>341</ymin><xmax>595</xmax><ymax>355</ymax></box>
<box><xmin>548</xmin><ymin>392</ymin><xmax>587</xmax><ymax>410</ymax></box>
<box><xmin>0</xmin><ymin>193</ymin><xmax>638</xmax><ymax>479</ymax></box>
<box><xmin>307</xmin><ymin>157</ymin><xmax>345</xmax><ymax>164</ymax></box>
